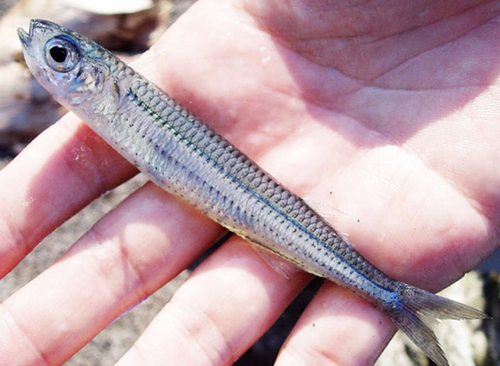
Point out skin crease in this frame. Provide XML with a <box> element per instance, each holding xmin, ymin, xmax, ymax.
<box><xmin>1</xmin><ymin>0</ymin><xmax>500</xmax><ymax>364</ymax></box>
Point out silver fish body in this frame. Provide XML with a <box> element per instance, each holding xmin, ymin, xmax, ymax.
<box><xmin>18</xmin><ymin>19</ymin><xmax>487</xmax><ymax>366</ymax></box>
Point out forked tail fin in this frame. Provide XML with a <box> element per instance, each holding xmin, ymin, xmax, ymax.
<box><xmin>388</xmin><ymin>285</ymin><xmax>488</xmax><ymax>366</ymax></box>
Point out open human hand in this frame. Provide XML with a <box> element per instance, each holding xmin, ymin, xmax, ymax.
<box><xmin>1</xmin><ymin>1</ymin><xmax>499</xmax><ymax>365</ymax></box>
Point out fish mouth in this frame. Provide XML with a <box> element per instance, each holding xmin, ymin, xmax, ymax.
<box><xmin>17</xmin><ymin>19</ymin><xmax>39</xmax><ymax>49</ymax></box>
<box><xmin>17</xmin><ymin>19</ymin><xmax>55</xmax><ymax>49</ymax></box>
<box><xmin>17</xmin><ymin>26</ymin><xmax>31</xmax><ymax>48</ymax></box>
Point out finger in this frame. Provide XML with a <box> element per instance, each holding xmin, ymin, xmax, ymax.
<box><xmin>0</xmin><ymin>114</ymin><xmax>136</xmax><ymax>277</ymax></box>
<box><xmin>0</xmin><ymin>0</ymin><xmax>293</xmax><ymax>279</ymax></box>
<box><xmin>115</xmin><ymin>236</ymin><xmax>311</xmax><ymax>366</ymax></box>
<box><xmin>275</xmin><ymin>282</ymin><xmax>395</xmax><ymax>366</ymax></box>
<box><xmin>0</xmin><ymin>182</ymin><xmax>224</xmax><ymax>365</ymax></box>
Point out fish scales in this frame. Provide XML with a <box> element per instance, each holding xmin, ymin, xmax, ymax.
<box><xmin>113</xmin><ymin>68</ymin><xmax>375</xmax><ymax>287</ymax></box>
<box><xmin>18</xmin><ymin>19</ymin><xmax>488</xmax><ymax>366</ymax></box>
<box><xmin>131</xmin><ymin>75</ymin><xmax>389</xmax><ymax>291</ymax></box>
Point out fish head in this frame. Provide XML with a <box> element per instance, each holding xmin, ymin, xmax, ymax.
<box><xmin>18</xmin><ymin>19</ymin><xmax>107</xmax><ymax>107</ymax></box>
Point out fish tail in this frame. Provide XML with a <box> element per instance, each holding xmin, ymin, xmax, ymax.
<box><xmin>386</xmin><ymin>284</ymin><xmax>488</xmax><ymax>366</ymax></box>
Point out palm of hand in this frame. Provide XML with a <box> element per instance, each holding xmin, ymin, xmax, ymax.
<box><xmin>154</xmin><ymin>1</ymin><xmax>498</xmax><ymax>286</ymax></box>
<box><xmin>0</xmin><ymin>1</ymin><xmax>498</xmax><ymax>365</ymax></box>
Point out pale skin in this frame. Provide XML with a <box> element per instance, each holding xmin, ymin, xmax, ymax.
<box><xmin>1</xmin><ymin>0</ymin><xmax>499</xmax><ymax>365</ymax></box>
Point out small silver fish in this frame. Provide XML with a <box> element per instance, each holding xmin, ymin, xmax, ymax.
<box><xmin>18</xmin><ymin>19</ymin><xmax>487</xmax><ymax>366</ymax></box>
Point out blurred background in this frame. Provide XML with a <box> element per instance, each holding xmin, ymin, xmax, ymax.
<box><xmin>0</xmin><ymin>1</ymin><xmax>498</xmax><ymax>365</ymax></box>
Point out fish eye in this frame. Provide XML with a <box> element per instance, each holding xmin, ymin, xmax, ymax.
<box><xmin>44</xmin><ymin>36</ymin><xmax>79</xmax><ymax>72</ymax></box>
